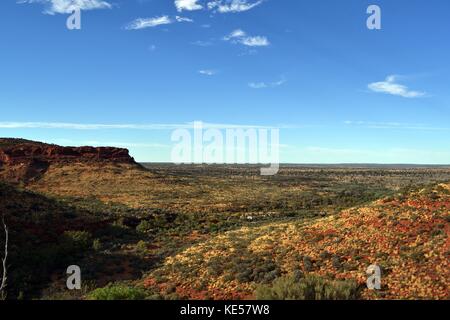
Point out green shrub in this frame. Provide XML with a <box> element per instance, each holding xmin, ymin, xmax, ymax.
<box><xmin>61</xmin><ymin>231</ymin><xmax>92</xmax><ymax>251</ymax></box>
<box><xmin>255</xmin><ymin>274</ymin><xmax>360</xmax><ymax>300</ymax></box>
<box><xmin>92</xmin><ymin>239</ymin><xmax>103</xmax><ymax>251</ymax></box>
<box><xmin>136</xmin><ymin>240</ymin><xmax>148</xmax><ymax>255</ymax></box>
<box><xmin>136</xmin><ymin>220</ymin><xmax>152</xmax><ymax>234</ymax></box>
<box><xmin>87</xmin><ymin>284</ymin><xmax>147</xmax><ymax>300</ymax></box>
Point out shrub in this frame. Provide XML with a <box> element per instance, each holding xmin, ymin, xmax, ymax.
<box><xmin>136</xmin><ymin>240</ymin><xmax>148</xmax><ymax>255</ymax></box>
<box><xmin>255</xmin><ymin>274</ymin><xmax>360</xmax><ymax>300</ymax></box>
<box><xmin>92</xmin><ymin>239</ymin><xmax>102</xmax><ymax>251</ymax></box>
<box><xmin>231</xmin><ymin>255</ymin><xmax>280</xmax><ymax>284</ymax></box>
<box><xmin>136</xmin><ymin>220</ymin><xmax>152</xmax><ymax>234</ymax></box>
<box><xmin>303</xmin><ymin>256</ymin><xmax>314</xmax><ymax>272</ymax></box>
<box><xmin>61</xmin><ymin>231</ymin><xmax>92</xmax><ymax>251</ymax></box>
<box><xmin>87</xmin><ymin>284</ymin><xmax>147</xmax><ymax>300</ymax></box>
<box><xmin>331</xmin><ymin>255</ymin><xmax>343</xmax><ymax>271</ymax></box>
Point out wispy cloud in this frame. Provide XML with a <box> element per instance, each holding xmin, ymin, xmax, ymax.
<box><xmin>344</xmin><ymin>121</ymin><xmax>450</xmax><ymax>131</ymax></box>
<box><xmin>125</xmin><ymin>15</ymin><xmax>192</xmax><ymax>30</ymax></box>
<box><xmin>191</xmin><ymin>40</ymin><xmax>213</xmax><ymax>47</ymax></box>
<box><xmin>208</xmin><ymin>0</ymin><xmax>263</xmax><ymax>13</ymax></box>
<box><xmin>0</xmin><ymin>121</ymin><xmax>295</xmax><ymax>130</ymax></box>
<box><xmin>199</xmin><ymin>69</ymin><xmax>217</xmax><ymax>76</ymax></box>
<box><xmin>125</xmin><ymin>16</ymin><xmax>173</xmax><ymax>30</ymax></box>
<box><xmin>51</xmin><ymin>138</ymin><xmax>169</xmax><ymax>148</ymax></box>
<box><xmin>175</xmin><ymin>15</ymin><xmax>194</xmax><ymax>22</ymax></box>
<box><xmin>249</xmin><ymin>77</ymin><xmax>286</xmax><ymax>89</ymax></box>
<box><xmin>175</xmin><ymin>0</ymin><xmax>263</xmax><ymax>13</ymax></box>
<box><xmin>368</xmin><ymin>75</ymin><xmax>426</xmax><ymax>98</ymax></box>
<box><xmin>81</xmin><ymin>141</ymin><xmax>170</xmax><ymax>148</ymax></box>
<box><xmin>17</xmin><ymin>0</ymin><xmax>111</xmax><ymax>14</ymax></box>
<box><xmin>175</xmin><ymin>0</ymin><xmax>203</xmax><ymax>12</ymax></box>
<box><xmin>240</xmin><ymin>36</ymin><xmax>269</xmax><ymax>47</ymax></box>
<box><xmin>224</xmin><ymin>29</ymin><xmax>270</xmax><ymax>47</ymax></box>
<box><xmin>224</xmin><ymin>29</ymin><xmax>246</xmax><ymax>40</ymax></box>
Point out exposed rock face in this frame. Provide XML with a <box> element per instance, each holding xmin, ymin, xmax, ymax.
<box><xmin>0</xmin><ymin>144</ymin><xmax>135</xmax><ymax>165</ymax></box>
<box><xmin>0</xmin><ymin>138</ymin><xmax>136</xmax><ymax>183</ymax></box>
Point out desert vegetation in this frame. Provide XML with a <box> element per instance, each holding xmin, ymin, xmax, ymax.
<box><xmin>0</xmin><ymin>140</ymin><xmax>449</xmax><ymax>300</ymax></box>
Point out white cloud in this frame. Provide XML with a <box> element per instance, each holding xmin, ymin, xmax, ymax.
<box><xmin>80</xmin><ymin>141</ymin><xmax>170</xmax><ymax>148</ymax></box>
<box><xmin>249</xmin><ymin>77</ymin><xmax>285</xmax><ymax>89</ymax></box>
<box><xmin>248</xmin><ymin>82</ymin><xmax>267</xmax><ymax>89</ymax></box>
<box><xmin>175</xmin><ymin>16</ymin><xmax>194</xmax><ymax>22</ymax></box>
<box><xmin>51</xmin><ymin>139</ymin><xmax>169</xmax><ymax>148</ymax></box>
<box><xmin>175</xmin><ymin>0</ymin><xmax>203</xmax><ymax>12</ymax></box>
<box><xmin>175</xmin><ymin>0</ymin><xmax>264</xmax><ymax>14</ymax></box>
<box><xmin>0</xmin><ymin>121</ymin><xmax>283</xmax><ymax>130</ymax></box>
<box><xmin>208</xmin><ymin>0</ymin><xmax>263</xmax><ymax>13</ymax></box>
<box><xmin>240</xmin><ymin>36</ymin><xmax>269</xmax><ymax>47</ymax></box>
<box><xmin>368</xmin><ymin>75</ymin><xmax>425</xmax><ymax>98</ymax></box>
<box><xmin>125</xmin><ymin>16</ymin><xmax>173</xmax><ymax>30</ymax></box>
<box><xmin>224</xmin><ymin>29</ymin><xmax>270</xmax><ymax>47</ymax></box>
<box><xmin>224</xmin><ymin>29</ymin><xmax>246</xmax><ymax>40</ymax></box>
<box><xmin>191</xmin><ymin>40</ymin><xmax>213</xmax><ymax>46</ymax></box>
<box><xmin>199</xmin><ymin>69</ymin><xmax>217</xmax><ymax>76</ymax></box>
<box><xmin>125</xmin><ymin>15</ymin><xmax>194</xmax><ymax>30</ymax></box>
<box><xmin>17</xmin><ymin>0</ymin><xmax>111</xmax><ymax>14</ymax></box>
<box><xmin>272</xmin><ymin>78</ymin><xmax>286</xmax><ymax>86</ymax></box>
<box><xmin>344</xmin><ymin>121</ymin><xmax>450</xmax><ymax>131</ymax></box>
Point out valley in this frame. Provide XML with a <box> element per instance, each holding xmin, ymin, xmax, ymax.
<box><xmin>0</xmin><ymin>138</ymin><xmax>449</xmax><ymax>300</ymax></box>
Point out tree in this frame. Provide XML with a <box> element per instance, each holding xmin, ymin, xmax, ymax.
<box><xmin>0</xmin><ymin>215</ymin><xmax>8</xmax><ymax>300</ymax></box>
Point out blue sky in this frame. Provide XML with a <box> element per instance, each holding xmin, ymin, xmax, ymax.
<box><xmin>0</xmin><ymin>0</ymin><xmax>449</xmax><ymax>163</ymax></box>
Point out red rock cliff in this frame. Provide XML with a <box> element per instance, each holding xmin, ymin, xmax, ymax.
<box><xmin>0</xmin><ymin>138</ymin><xmax>137</xmax><ymax>182</ymax></box>
<box><xmin>0</xmin><ymin>144</ymin><xmax>135</xmax><ymax>165</ymax></box>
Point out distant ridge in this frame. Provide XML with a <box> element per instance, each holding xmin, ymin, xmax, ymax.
<box><xmin>140</xmin><ymin>162</ymin><xmax>450</xmax><ymax>169</ymax></box>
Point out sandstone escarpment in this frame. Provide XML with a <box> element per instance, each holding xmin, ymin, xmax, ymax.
<box><xmin>0</xmin><ymin>138</ymin><xmax>137</xmax><ymax>183</ymax></box>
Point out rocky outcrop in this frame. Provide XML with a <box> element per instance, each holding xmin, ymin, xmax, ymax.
<box><xmin>0</xmin><ymin>144</ymin><xmax>135</xmax><ymax>165</ymax></box>
<box><xmin>0</xmin><ymin>138</ymin><xmax>137</xmax><ymax>183</ymax></box>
